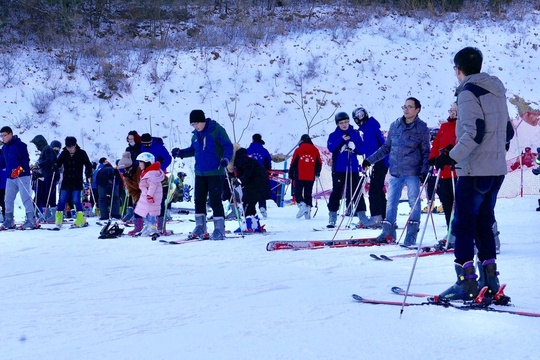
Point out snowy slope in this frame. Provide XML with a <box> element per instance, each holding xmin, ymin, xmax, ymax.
<box><xmin>1</xmin><ymin>196</ymin><xmax>539</xmax><ymax>360</ymax></box>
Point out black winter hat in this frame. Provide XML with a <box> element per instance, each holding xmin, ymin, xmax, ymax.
<box><xmin>65</xmin><ymin>136</ymin><xmax>77</xmax><ymax>147</ymax></box>
<box><xmin>141</xmin><ymin>133</ymin><xmax>153</xmax><ymax>146</ymax></box>
<box><xmin>51</xmin><ymin>140</ymin><xmax>62</xmax><ymax>149</ymax></box>
<box><xmin>190</xmin><ymin>110</ymin><xmax>206</xmax><ymax>123</ymax></box>
<box><xmin>252</xmin><ymin>133</ymin><xmax>265</xmax><ymax>145</ymax></box>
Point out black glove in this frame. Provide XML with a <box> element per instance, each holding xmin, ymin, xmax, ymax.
<box><xmin>220</xmin><ymin>158</ymin><xmax>229</xmax><ymax>168</ymax></box>
<box><xmin>362</xmin><ymin>159</ymin><xmax>371</xmax><ymax>169</ymax></box>
<box><xmin>171</xmin><ymin>148</ymin><xmax>181</xmax><ymax>158</ymax></box>
<box><xmin>428</xmin><ymin>157</ymin><xmax>437</xmax><ymax>167</ymax></box>
<box><xmin>435</xmin><ymin>154</ymin><xmax>456</xmax><ymax>170</ymax></box>
<box><xmin>419</xmin><ymin>173</ymin><xmax>428</xmax><ymax>183</ymax></box>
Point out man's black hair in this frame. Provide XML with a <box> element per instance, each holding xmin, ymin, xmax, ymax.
<box><xmin>454</xmin><ymin>47</ymin><xmax>483</xmax><ymax>76</ymax></box>
<box><xmin>406</xmin><ymin>97</ymin><xmax>422</xmax><ymax>110</ymax></box>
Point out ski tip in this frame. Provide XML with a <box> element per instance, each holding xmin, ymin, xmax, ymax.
<box><xmin>351</xmin><ymin>294</ymin><xmax>363</xmax><ymax>301</ymax></box>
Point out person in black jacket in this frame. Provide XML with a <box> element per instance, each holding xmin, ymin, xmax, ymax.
<box><xmin>30</xmin><ymin>134</ymin><xmax>58</xmax><ymax>222</ymax></box>
<box><xmin>55</xmin><ymin>136</ymin><xmax>93</xmax><ymax>229</ymax></box>
<box><xmin>233</xmin><ymin>147</ymin><xmax>270</xmax><ymax>232</ymax></box>
<box><xmin>96</xmin><ymin>161</ymin><xmax>123</xmax><ymax>220</ymax></box>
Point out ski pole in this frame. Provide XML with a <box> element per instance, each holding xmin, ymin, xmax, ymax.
<box><xmin>224</xmin><ymin>169</ymin><xmax>245</xmax><ymax>238</ymax></box>
<box><xmin>399</xmin><ymin>170</ymin><xmax>441</xmax><ymax>318</ymax></box>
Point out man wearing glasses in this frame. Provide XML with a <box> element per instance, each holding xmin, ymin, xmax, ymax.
<box><xmin>362</xmin><ymin>98</ymin><xmax>430</xmax><ymax>246</ymax></box>
<box><xmin>0</xmin><ymin>126</ymin><xmax>38</xmax><ymax>230</ymax></box>
<box><xmin>436</xmin><ymin>47</ymin><xmax>513</xmax><ymax>303</ymax></box>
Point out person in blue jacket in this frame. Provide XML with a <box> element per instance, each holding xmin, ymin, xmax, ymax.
<box><xmin>171</xmin><ymin>110</ymin><xmax>233</xmax><ymax>240</ymax></box>
<box><xmin>246</xmin><ymin>133</ymin><xmax>272</xmax><ymax>219</ymax></box>
<box><xmin>0</xmin><ymin>126</ymin><xmax>38</xmax><ymax>230</ymax></box>
<box><xmin>0</xmin><ymin>145</ymin><xmax>7</xmax><ymax>220</ymax></box>
<box><xmin>326</xmin><ymin>112</ymin><xmax>366</xmax><ymax>228</ymax></box>
<box><xmin>352</xmin><ymin>107</ymin><xmax>389</xmax><ymax>228</ymax></box>
<box><xmin>363</xmin><ymin>97</ymin><xmax>430</xmax><ymax>246</ymax></box>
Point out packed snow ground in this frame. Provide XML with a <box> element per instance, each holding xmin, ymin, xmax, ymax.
<box><xmin>1</xmin><ymin>195</ymin><xmax>539</xmax><ymax>359</ymax></box>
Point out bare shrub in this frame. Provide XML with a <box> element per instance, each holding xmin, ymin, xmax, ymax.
<box><xmin>31</xmin><ymin>90</ymin><xmax>56</xmax><ymax>115</ymax></box>
<box><xmin>0</xmin><ymin>54</ymin><xmax>21</xmax><ymax>87</ymax></box>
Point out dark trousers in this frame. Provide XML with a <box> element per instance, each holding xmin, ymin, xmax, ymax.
<box><xmin>0</xmin><ymin>188</ymin><xmax>5</xmax><ymax>217</ymax></box>
<box><xmin>294</xmin><ymin>179</ymin><xmax>315</xmax><ymax>207</ymax></box>
<box><xmin>368</xmin><ymin>161</ymin><xmax>388</xmax><ymax>217</ymax></box>
<box><xmin>328</xmin><ymin>171</ymin><xmax>366</xmax><ymax>213</ymax></box>
<box><xmin>35</xmin><ymin>175</ymin><xmax>57</xmax><ymax>209</ymax></box>
<box><xmin>436</xmin><ymin>177</ymin><xmax>455</xmax><ymax>227</ymax></box>
<box><xmin>452</xmin><ymin>175</ymin><xmax>504</xmax><ymax>264</ymax></box>
<box><xmin>194</xmin><ymin>175</ymin><xmax>225</xmax><ymax>217</ymax></box>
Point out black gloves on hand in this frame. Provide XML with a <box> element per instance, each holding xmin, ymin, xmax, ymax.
<box><xmin>435</xmin><ymin>154</ymin><xmax>456</xmax><ymax>170</ymax></box>
<box><xmin>171</xmin><ymin>148</ymin><xmax>181</xmax><ymax>158</ymax></box>
<box><xmin>220</xmin><ymin>158</ymin><xmax>229</xmax><ymax>168</ymax></box>
<box><xmin>362</xmin><ymin>159</ymin><xmax>371</xmax><ymax>169</ymax></box>
<box><xmin>428</xmin><ymin>157</ymin><xmax>437</xmax><ymax>167</ymax></box>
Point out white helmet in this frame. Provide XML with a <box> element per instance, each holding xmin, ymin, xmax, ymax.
<box><xmin>136</xmin><ymin>152</ymin><xmax>155</xmax><ymax>164</ymax></box>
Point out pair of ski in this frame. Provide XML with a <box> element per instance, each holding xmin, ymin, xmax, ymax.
<box><xmin>266</xmin><ymin>237</ymin><xmax>393</xmax><ymax>251</ymax></box>
<box><xmin>352</xmin><ymin>285</ymin><xmax>540</xmax><ymax>318</ymax></box>
<box><xmin>370</xmin><ymin>246</ymin><xmax>454</xmax><ymax>261</ymax></box>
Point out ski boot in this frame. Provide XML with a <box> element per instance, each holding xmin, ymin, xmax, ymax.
<box><xmin>355</xmin><ymin>211</ymin><xmax>370</xmax><ymax>228</ymax></box>
<box><xmin>304</xmin><ymin>206</ymin><xmax>311</xmax><ymax>220</ymax></box>
<box><xmin>403</xmin><ymin>220</ymin><xmax>420</xmax><ymax>247</ymax></box>
<box><xmin>21</xmin><ymin>212</ymin><xmax>39</xmax><ymax>230</ymax></box>
<box><xmin>296</xmin><ymin>202</ymin><xmax>307</xmax><ymax>219</ymax></box>
<box><xmin>1</xmin><ymin>212</ymin><xmax>16</xmax><ymax>230</ymax></box>
<box><xmin>438</xmin><ymin>260</ymin><xmax>478</xmax><ymax>301</ymax></box>
<box><xmin>73</xmin><ymin>211</ymin><xmax>87</xmax><ymax>227</ymax></box>
<box><xmin>128</xmin><ymin>217</ymin><xmax>144</xmax><ymax>236</ymax></box>
<box><xmin>190</xmin><ymin>214</ymin><xmax>207</xmax><ymax>239</ymax></box>
<box><xmin>210</xmin><ymin>216</ymin><xmax>226</xmax><ymax>240</ymax></box>
<box><xmin>327</xmin><ymin>211</ymin><xmax>337</xmax><ymax>228</ymax></box>
<box><xmin>259</xmin><ymin>207</ymin><xmax>267</xmax><ymax>220</ymax></box>
<box><xmin>477</xmin><ymin>258</ymin><xmax>511</xmax><ymax>305</ymax></box>
<box><xmin>376</xmin><ymin>220</ymin><xmax>396</xmax><ymax>243</ymax></box>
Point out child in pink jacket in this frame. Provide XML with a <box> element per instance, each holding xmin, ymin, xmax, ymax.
<box><xmin>134</xmin><ymin>152</ymin><xmax>165</xmax><ymax>237</ymax></box>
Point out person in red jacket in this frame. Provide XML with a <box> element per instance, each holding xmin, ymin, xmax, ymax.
<box><xmin>428</xmin><ymin>102</ymin><xmax>458</xmax><ymax>230</ymax></box>
<box><xmin>289</xmin><ymin>134</ymin><xmax>322</xmax><ymax>219</ymax></box>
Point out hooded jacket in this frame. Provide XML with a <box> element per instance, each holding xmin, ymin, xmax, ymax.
<box><xmin>450</xmin><ymin>72</ymin><xmax>512</xmax><ymax>177</ymax></box>
<box><xmin>233</xmin><ymin>148</ymin><xmax>270</xmax><ymax>203</ymax></box>
<box><xmin>30</xmin><ymin>135</ymin><xmax>56</xmax><ymax>178</ymax></box>
<box><xmin>135</xmin><ymin>161</ymin><xmax>165</xmax><ymax>217</ymax></box>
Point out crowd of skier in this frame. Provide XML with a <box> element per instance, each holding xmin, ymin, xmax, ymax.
<box><xmin>1</xmin><ymin>46</ymin><xmax>539</xmax><ymax>304</ymax></box>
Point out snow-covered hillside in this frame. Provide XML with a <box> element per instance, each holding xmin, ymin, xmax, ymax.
<box><xmin>1</xmin><ymin>9</ymin><xmax>540</xmax><ymax>360</ymax></box>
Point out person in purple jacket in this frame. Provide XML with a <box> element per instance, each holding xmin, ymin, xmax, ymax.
<box><xmin>246</xmin><ymin>133</ymin><xmax>272</xmax><ymax>219</ymax></box>
<box><xmin>326</xmin><ymin>112</ymin><xmax>366</xmax><ymax>228</ymax></box>
<box><xmin>0</xmin><ymin>126</ymin><xmax>38</xmax><ymax>230</ymax></box>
